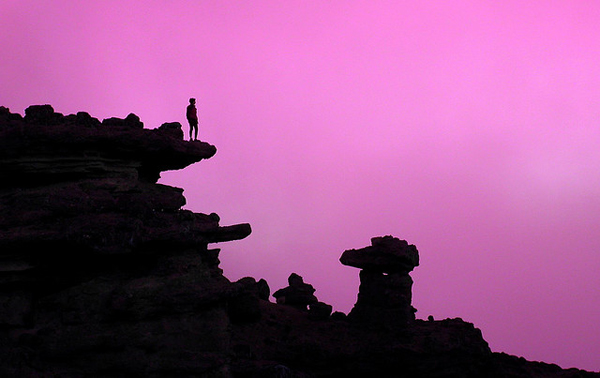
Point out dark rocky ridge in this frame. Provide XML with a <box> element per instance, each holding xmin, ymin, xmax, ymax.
<box><xmin>0</xmin><ymin>105</ymin><xmax>597</xmax><ymax>377</ymax></box>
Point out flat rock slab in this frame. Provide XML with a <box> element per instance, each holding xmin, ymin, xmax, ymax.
<box><xmin>339</xmin><ymin>236</ymin><xmax>419</xmax><ymax>273</ymax></box>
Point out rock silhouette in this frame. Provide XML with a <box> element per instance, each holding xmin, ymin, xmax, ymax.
<box><xmin>273</xmin><ymin>273</ymin><xmax>318</xmax><ymax>310</ymax></box>
<box><xmin>341</xmin><ymin>236</ymin><xmax>418</xmax><ymax>326</ymax></box>
<box><xmin>0</xmin><ymin>104</ymin><xmax>598</xmax><ymax>377</ymax></box>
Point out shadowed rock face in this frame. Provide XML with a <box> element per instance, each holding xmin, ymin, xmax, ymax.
<box><xmin>1</xmin><ymin>104</ymin><xmax>216</xmax><ymax>185</ymax></box>
<box><xmin>0</xmin><ymin>105</ymin><xmax>250</xmax><ymax>256</ymax></box>
<box><xmin>1</xmin><ymin>105</ymin><xmax>598</xmax><ymax>378</ymax></box>
<box><xmin>0</xmin><ymin>105</ymin><xmax>251</xmax><ymax>377</ymax></box>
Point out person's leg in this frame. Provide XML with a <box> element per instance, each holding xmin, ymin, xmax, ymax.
<box><xmin>194</xmin><ymin>124</ymin><xmax>198</xmax><ymax>141</ymax></box>
<box><xmin>189</xmin><ymin>123</ymin><xmax>193</xmax><ymax>141</ymax></box>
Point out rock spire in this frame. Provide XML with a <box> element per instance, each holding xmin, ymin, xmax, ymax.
<box><xmin>340</xmin><ymin>235</ymin><xmax>419</xmax><ymax>326</ymax></box>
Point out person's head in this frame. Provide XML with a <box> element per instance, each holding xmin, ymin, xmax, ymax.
<box><xmin>189</xmin><ymin>98</ymin><xmax>196</xmax><ymax>104</ymax></box>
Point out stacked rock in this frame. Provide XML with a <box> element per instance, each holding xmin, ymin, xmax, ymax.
<box><xmin>273</xmin><ymin>273</ymin><xmax>333</xmax><ymax>320</ymax></box>
<box><xmin>273</xmin><ymin>273</ymin><xmax>318</xmax><ymax>310</ymax></box>
<box><xmin>340</xmin><ymin>236</ymin><xmax>419</xmax><ymax>326</ymax></box>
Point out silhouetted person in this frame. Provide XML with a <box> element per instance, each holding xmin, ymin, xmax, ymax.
<box><xmin>186</xmin><ymin>98</ymin><xmax>198</xmax><ymax>141</ymax></box>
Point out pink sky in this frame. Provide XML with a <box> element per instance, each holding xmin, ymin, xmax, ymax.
<box><xmin>2</xmin><ymin>0</ymin><xmax>600</xmax><ymax>372</ymax></box>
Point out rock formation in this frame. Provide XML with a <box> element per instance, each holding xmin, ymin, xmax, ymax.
<box><xmin>273</xmin><ymin>273</ymin><xmax>333</xmax><ymax>320</ymax></box>
<box><xmin>1</xmin><ymin>104</ymin><xmax>598</xmax><ymax>377</ymax></box>
<box><xmin>0</xmin><ymin>105</ymin><xmax>251</xmax><ymax>377</ymax></box>
<box><xmin>341</xmin><ymin>235</ymin><xmax>419</xmax><ymax>326</ymax></box>
<box><xmin>273</xmin><ymin>273</ymin><xmax>318</xmax><ymax>310</ymax></box>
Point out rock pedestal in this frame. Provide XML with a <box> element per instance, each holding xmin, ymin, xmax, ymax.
<box><xmin>340</xmin><ymin>235</ymin><xmax>419</xmax><ymax>326</ymax></box>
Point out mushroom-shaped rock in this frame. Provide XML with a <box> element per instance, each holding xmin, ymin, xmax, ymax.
<box><xmin>340</xmin><ymin>235</ymin><xmax>419</xmax><ymax>273</ymax></box>
<box><xmin>342</xmin><ymin>236</ymin><xmax>420</xmax><ymax>327</ymax></box>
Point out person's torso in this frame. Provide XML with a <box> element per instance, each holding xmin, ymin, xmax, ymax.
<box><xmin>186</xmin><ymin>105</ymin><xmax>197</xmax><ymax>120</ymax></box>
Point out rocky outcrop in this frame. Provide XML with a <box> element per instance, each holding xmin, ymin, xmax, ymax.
<box><xmin>1</xmin><ymin>104</ymin><xmax>598</xmax><ymax>377</ymax></box>
<box><xmin>340</xmin><ymin>235</ymin><xmax>418</xmax><ymax>326</ymax></box>
<box><xmin>227</xmin><ymin>246</ymin><xmax>598</xmax><ymax>377</ymax></box>
<box><xmin>273</xmin><ymin>273</ymin><xmax>333</xmax><ymax>320</ymax></box>
<box><xmin>0</xmin><ymin>105</ymin><xmax>251</xmax><ymax>377</ymax></box>
<box><xmin>273</xmin><ymin>273</ymin><xmax>318</xmax><ymax>310</ymax></box>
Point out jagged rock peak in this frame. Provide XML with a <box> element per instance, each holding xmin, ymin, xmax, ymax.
<box><xmin>340</xmin><ymin>235</ymin><xmax>419</xmax><ymax>273</ymax></box>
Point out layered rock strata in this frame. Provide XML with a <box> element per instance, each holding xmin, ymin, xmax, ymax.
<box><xmin>0</xmin><ymin>105</ymin><xmax>251</xmax><ymax>377</ymax></box>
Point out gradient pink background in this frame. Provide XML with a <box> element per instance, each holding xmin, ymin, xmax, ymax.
<box><xmin>2</xmin><ymin>1</ymin><xmax>599</xmax><ymax>372</ymax></box>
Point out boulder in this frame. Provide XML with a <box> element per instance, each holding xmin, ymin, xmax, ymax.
<box><xmin>228</xmin><ymin>277</ymin><xmax>263</xmax><ymax>323</ymax></box>
<box><xmin>159</xmin><ymin>121</ymin><xmax>184</xmax><ymax>139</ymax></box>
<box><xmin>0</xmin><ymin>106</ymin><xmax>22</xmax><ymax>122</ymax></box>
<box><xmin>74</xmin><ymin>111</ymin><xmax>101</xmax><ymax>127</ymax></box>
<box><xmin>273</xmin><ymin>273</ymin><xmax>318</xmax><ymax>310</ymax></box>
<box><xmin>256</xmin><ymin>278</ymin><xmax>270</xmax><ymax>300</ymax></box>
<box><xmin>24</xmin><ymin>104</ymin><xmax>63</xmax><ymax>124</ymax></box>
<box><xmin>102</xmin><ymin>113</ymin><xmax>143</xmax><ymax>129</ymax></box>
<box><xmin>308</xmin><ymin>301</ymin><xmax>333</xmax><ymax>320</ymax></box>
